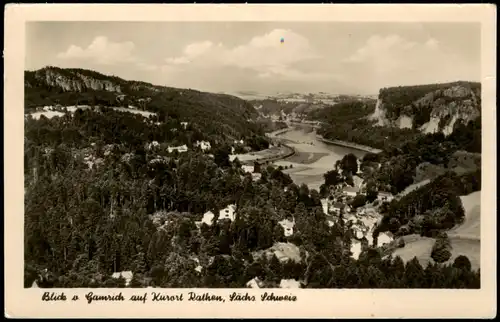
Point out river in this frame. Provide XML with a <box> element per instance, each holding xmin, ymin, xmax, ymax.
<box><xmin>271</xmin><ymin>127</ymin><xmax>393</xmax><ymax>259</ymax></box>
<box><xmin>271</xmin><ymin>127</ymin><xmax>367</xmax><ymax>192</ymax></box>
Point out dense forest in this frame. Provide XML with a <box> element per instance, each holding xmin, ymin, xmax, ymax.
<box><xmin>24</xmin><ymin>106</ymin><xmax>480</xmax><ymax>289</ymax></box>
<box><xmin>311</xmin><ymin>81</ymin><xmax>481</xmax><ymax>152</ymax></box>
<box><xmin>360</xmin><ymin>117</ymin><xmax>481</xmax><ymax>195</ymax></box>
<box><xmin>374</xmin><ymin>170</ymin><xmax>481</xmax><ymax>238</ymax></box>
<box><xmin>378</xmin><ymin>81</ymin><xmax>481</xmax><ymax>124</ymax></box>
<box><xmin>305</xmin><ymin>84</ymin><xmax>482</xmax><ymax>284</ymax></box>
<box><xmin>24</xmin><ymin>69</ymin><xmax>480</xmax><ymax>288</ymax></box>
<box><xmin>25</xmin><ymin>67</ymin><xmax>263</xmax><ymax>147</ymax></box>
<box><xmin>309</xmin><ymin>100</ymin><xmax>421</xmax><ymax>150</ymax></box>
<box><xmin>309</xmin><ymin>89</ymin><xmax>481</xmax><ymax>196</ymax></box>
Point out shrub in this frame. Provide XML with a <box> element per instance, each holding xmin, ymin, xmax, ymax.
<box><xmin>453</xmin><ymin>255</ymin><xmax>472</xmax><ymax>271</ymax></box>
<box><xmin>431</xmin><ymin>233</ymin><xmax>452</xmax><ymax>263</ymax></box>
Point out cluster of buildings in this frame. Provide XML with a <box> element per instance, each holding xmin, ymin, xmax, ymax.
<box><xmin>195</xmin><ymin>204</ymin><xmax>237</xmax><ymax>228</ymax></box>
<box><xmin>194</xmin><ymin>140</ymin><xmax>211</xmax><ymax>151</ymax></box>
<box><xmin>196</xmin><ymin>204</ymin><xmax>296</xmax><ymax>239</ymax></box>
<box><xmin>246</xmin><ymin>277</ymin><xmax>302</xmax><ymax>289</ymax></box>
<box><xmin>146</xmin><ymin>140</ymin><xmax>211</xmax><ymax>154</ymax></box>
<box><xmin>111</xmin><ymin>271</ymin><xmax>134</xmax><ymax>286</ymax></box>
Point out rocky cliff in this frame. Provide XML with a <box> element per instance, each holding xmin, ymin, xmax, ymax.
<box><xmin>25</xmin><ymin>67</ymin><xmax>125</xmax><ymax>94</ymax></box>
<box><xmin>370</xmin><ymin>81</ymin><xmax>481</xmax><ymax>136</ymax></box>
<box><xmin>25</xmin><ymin>67</ymin><xmax>262</xmax><ymax>142</ymax></box>
<box><xmin>25</xmin><ymin>67</ymin><xmax>258</xmax><ymax>119</ymax></box>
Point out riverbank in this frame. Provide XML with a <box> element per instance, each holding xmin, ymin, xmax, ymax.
<box><xmin>316</xmin><ymin>135</ymin><xmax>383</xmax><ymax>154</ymax></box>
<box><xmin>231</xmin><ymin>129</ymin><xmax>297</xmax><ymax>165</ymax></box>
<box><xmin>253</xmin><ymin>143</ymin><xmax>296</xmax><ymax>165</ymax></box>
<box><xmin>266</xmin><ymin>127</ymin><xmax>293</xmax><ymax>138</ymax></box>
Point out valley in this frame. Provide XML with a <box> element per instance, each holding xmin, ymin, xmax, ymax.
<box><xmin>23</xmin><ymin>67</ymin><xmax>482</xmax><ymax>290</ymax></box>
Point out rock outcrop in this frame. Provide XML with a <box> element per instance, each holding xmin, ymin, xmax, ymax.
<box><xmin>28</xmin><ymin>67</ymin><xmax>122</xmax><ymax>93</ymax></box>
<box><xmin>370</xmin><ymin>82</ymin><xmax>481</xmax><ymax>136</ymax></box>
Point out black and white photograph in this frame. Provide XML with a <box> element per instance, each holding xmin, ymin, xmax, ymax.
<box><xmin>4</xmin><ymin>3</ymin><xmax>497</xmax><ymax>319</ymax></box>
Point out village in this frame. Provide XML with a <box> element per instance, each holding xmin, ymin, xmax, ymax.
<box><xmin>28</xmin><ymin>104</ymin><xmax>396</xmax><ymax>290</ymax></box>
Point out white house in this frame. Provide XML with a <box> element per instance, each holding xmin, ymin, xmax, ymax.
<box><xmin>350</xmin><ymin>241</ymin><xmax>362</xmax><ymax>260</ymax></box>
<box><xmin>343</xmin><ymin>186</ymin><xmax>360</xmax><ymax>197</ymax></box>
<box><xmin>195</xmin><ymin>140</ymin><xmax>211</xmax><ymax>151</ymax></box>
<box><xmin>321</xmin><ymin>199</ymin><xmax>330</xmax><ymax>215</ymax></box>
<box><xmin>353</xmin><ymin>227</ymin><xmax>364</xmax><ymax>239</ymax></box>
<box><xmin>246</xmin><ymin>277</ymin><xmax>264</xmax><ymax>288</ymax></box>
<box><xmin>218</xmin><ymin>204</ymin><xmax>236</xmax><ymax>222</ymax></box>
<box><xmin>190</xmin><ymin>257</ymin><xmax>203</xmax><ymax>273</ymax></box>
<box><xmin>279</xmin><ymin>279</ymin><xmax>302</xmax><ymax>289</ymax></box>
<box><xmin>111</xmin><ymin>271</ymin><xmax>134</xmax><ymax>286</ymax></box>
<box><xmin>149</xmin><ymin>156</ymin><xmax>171</xmax><ymax>165</ymax></box>
<box><xmin>251</xmin><ymin>173</ymin><xmax>261</xmax><ymax>181</ymax></box>
<box><xmin>196</xmin><ymin>211</ymin><xmax>215</xmax><ymax>227</ymax></box>
<box><xmin>167</xmin><ymin>145</ymin><xmax>188</xmax><ymax>153</ymax></box>
<box><xmin>147</xmin><ymin>141</ymin><xmax>160</xmax><ymax>150</ymax></box>
<box><xmin>377</xmin><ymin>232</ymin><xmax>394</xmax><ymax>246</ymax></box>
<box><xmin>377</xmin><ymin>191</ymin><xmax>394</xmax><ymax>202</ymax></box>
<box><xmin>325</xmin><ymin>214</ymin><xmax>337</xmax><ymax>227</ymax></box>
<box><xmin>278</xmin><ymin>218</ymin><xmax>295</xmax><ymax>237</ymax></box>
<box><xmin>242</xmin><ymin>165</ymin><xmax>254</xmax><ymax>173</ymax></box>
<box><xmin>331</xmin><ymin>202</ymin><xmax>350</xmax><ymax>214</ymax></box>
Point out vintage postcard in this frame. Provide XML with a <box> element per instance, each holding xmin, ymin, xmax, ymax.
<box><xmin>4</xmin><ymin>3</ymin><xmax>497</xmax><ymax>318</ymax></box>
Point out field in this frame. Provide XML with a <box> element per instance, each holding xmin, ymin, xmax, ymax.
<box><xmin>27</xmin><ymin>106</ymin><xmax>156</xmax><ymax>120</ymax></box>
<box><xmin>230</xmin><ymin>145</ymin><xmax>291</xmax><ymax>163</ymax></box>
<box><xmin>28</xmin><ymin>111</ymin><xmax>65</xmax><ymax>120</ymax></box>
<box><xmin>110</xmin><ymin>107</ymin><xmax>156</xmax><ymax>117</ymax></box>
<box><xmin>391</xmin><ymin>191</ymin><xmax>481</xmax><ymax>270</ymax></box>
<box><xmin>392</xmin><ymin>235</ymin><xmax>436</xmax><ymax>268</ymax></box>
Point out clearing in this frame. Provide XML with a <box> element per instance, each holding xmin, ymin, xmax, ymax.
<box><xmin>391</xmin><ymin>191</ymin><xmax>481</xmax><ymax>271</ymax></box>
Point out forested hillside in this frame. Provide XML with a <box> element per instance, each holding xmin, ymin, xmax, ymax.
<box><xmin>310</xmin><ymin>81</ymin><xmax>481</xmax><ymax>196</ymax></box>
<box><xmin>25</xmin><ymin>67</ymin><xmax>263</xmax><ymax>147</ymax></box>
<box><xmin>308</xmin><ymin>82</ymin><xmax>482</xmax><ymax>267</ymax></box>
<box><xmin>309</xmin><ymin>100</ymin><xmax>420</xmax><ymax>150</ymax></box>
<box><xmin>24</xmin><ymin>70</ymin><xmax>480</xmax><ymax>289</ymax></box>
<box><xmin>25</xmin><ymin>108</ymin><xmax>479</xmax><ymax>289</ymax></box>
<box><xmin>373</xmin><ymin>81</ymin><xmax>481</xmax><ymax>134</ymax></box>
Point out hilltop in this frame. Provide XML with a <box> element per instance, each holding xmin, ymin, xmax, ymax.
<box><xmin>25</xmin><ymin>66</ymin><xmax>265</xmax><ymax>146</ymax></box>
<box><xmin>310</xmin><ymin>81</ymin><xmax>481</xmax><ymax>151</ymax></box>
<box><xmin>372</xmin><ymin>81</ymin><xmax>481</xmax><ymax>135</ymax></box>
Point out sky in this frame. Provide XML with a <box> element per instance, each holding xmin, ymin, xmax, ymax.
<box><xmin>26</xmin><ymin>22</ymin><xmax>481</xmax><ymax>95</ymax></box>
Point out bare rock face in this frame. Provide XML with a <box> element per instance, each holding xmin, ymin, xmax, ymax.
<box><xmin>442</xmin><ymin>85</ymin><xmax>470</xmax><ymax>98</ymax></box>
<box><xmin>78</xmin><ymin>74</ymin><xmax>122</xmax><ymax>92</ymax></box>
<box><xmin>373</xmin><ymin>83</ymin><xmax>481</xmax><ymax>135</ymax></box>
<box><xmin>33</xmin><ymin>68</ymin><xmax>122</xmax><ymax>93</ymax></box>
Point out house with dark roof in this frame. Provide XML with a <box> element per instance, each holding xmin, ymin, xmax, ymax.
<box><xmin>331</xmin><ymin>202</ymin><xmax>350</xmax><ymax>214</ymax></box>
